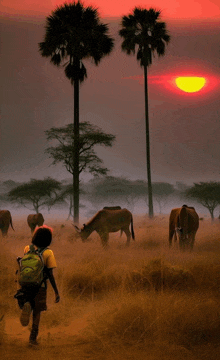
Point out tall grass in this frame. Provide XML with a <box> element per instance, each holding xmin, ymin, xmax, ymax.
<box><xmin>1</xmin><ymin>215</ymin><xmax>220</xmax><ymax>359</ymax></box>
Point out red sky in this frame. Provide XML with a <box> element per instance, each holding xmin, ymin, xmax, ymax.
<box><xmin>1</xmin><ymin>0</ymin><xmax>220</xmax><ymax>186</ymax></box>
<box><xmin>1</xmin><ymin>0</ymin><xmax>220</xmax><ymax>19</ymax></box>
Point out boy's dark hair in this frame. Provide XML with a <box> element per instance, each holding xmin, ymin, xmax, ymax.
<box><xmin>32</xmin><ymin>226</ymin><xmax>52</xmax><ymax>248</ymax></box>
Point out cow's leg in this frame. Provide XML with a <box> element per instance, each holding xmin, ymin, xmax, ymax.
<box><xmin>179</xmin><ymin>235</ymin><xmax>185</xmax><ymax>251</ymax></box>
<box><xmin>100</xmin><ymin>233</ymin><xmax>109</xmax><ymax>248</ymax></box>
<box><xmin>169</xmin><ymin>227</ymin><xmax>175</xmax><ymax>247</ymax></box>
<box><xmin>189</xmin><ymin>232</ymin><xmax>196</xmax><ymax>251</ymax></box>
<box><xmin>174</xmin><ymin>230</ymin><xmax>178</xmax><ymax>242</ymax></box>
<box><xmin>2</xmin><ymin>227</ymin><xmax>8</xmax><ymax>237</ymax></box>
<box><xmin>123</xmin><ymin>227</ymin><xmax>131</xmax><ymax>246</ymax></box>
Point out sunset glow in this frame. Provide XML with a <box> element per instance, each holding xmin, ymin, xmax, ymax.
<box><xmin>1</xmin><ymin>0</ymin><xmax>220</xmax><ymax>19</ymax></box>
<box><xmin>175</xmin><ymin>77</ymin><xmax>206</xmax><ymax>93</ymax></box>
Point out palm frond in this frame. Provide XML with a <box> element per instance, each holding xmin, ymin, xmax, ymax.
<box><xmin>118</xmin><ymin>7</ymin><xmax>170</xmax><ymax>67</ymax></box>
<box><xmin>39</xmin><ymin>1</ymin><xmax>114</xmax><ymax>83</ymax></box>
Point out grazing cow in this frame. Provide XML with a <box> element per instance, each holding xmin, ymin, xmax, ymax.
<box><xmin>169</xmin><ymin>205</ymin><xmax>199</xmax><ymax>250</ymax></box>
<box><xmin>75</xmin><ymin>208</ymin><xmax>135</xmax><ymax>247</ymax></box>
<box><xmin>0</xmin><ymin>210</ymin><xmax>14</xmax><ymax>236</ymax></box>
<box><xmin>27</xmin><ymin>213</ymin><xmax>44</xmax><ymax>233</ymax></box>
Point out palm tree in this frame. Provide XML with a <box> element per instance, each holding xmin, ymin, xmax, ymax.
<box><xmin>39</xmin><ymin>1</ymin><xmax>114</xmax><ymax>223</ymax></box>
<box><xmin>119</xmin><ymin>8</ymin><xmax>170</xmax><ymax>218</ymax></box>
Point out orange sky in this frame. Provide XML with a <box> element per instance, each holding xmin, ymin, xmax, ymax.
<box><xmin>1</xmin><ymin>0</ymin><xmax>220</xmax><ymax>19</ymax></box>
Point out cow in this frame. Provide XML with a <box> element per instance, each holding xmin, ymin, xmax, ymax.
<box><xmin>103</xmin><ymin>206</ymin><xmax>121</xmax><ymax>210</ymax></box>
<box><xmin>74</xmin><ymin>208</ymin><xmax>135</xmax><ymax>247</ymax></box>
<box><xmin>0</xmin><ymin>210</ymin><xmax>14</xmax><ymax>236</ymax></box>
<box><xmin>27</xmin><ymin>213</ymin><xmax>44</xmax><ymax>233</ymax></box>
<box><xmin>169</xmin><ymin>205</ymin><xmax>199</xmax><ymax>250</ymax></box>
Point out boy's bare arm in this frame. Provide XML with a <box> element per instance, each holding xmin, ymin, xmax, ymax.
<box><xmin>47</xmin><ymin>268</ymin><xmax>60</xmax><ymax>303</ymax></box>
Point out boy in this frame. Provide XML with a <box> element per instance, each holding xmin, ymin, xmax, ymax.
<box><xmin>16</xmin><ymin>225</ymin><xmax>60</xmax><ymax>345</ymax></box>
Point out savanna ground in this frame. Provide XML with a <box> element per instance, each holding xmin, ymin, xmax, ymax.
<box><xmin>1</xmin><ymin>214</ymin><xmax>220</xmax><ymax>360</ymax></box>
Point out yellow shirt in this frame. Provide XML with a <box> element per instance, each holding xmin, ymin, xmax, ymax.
<box><xmin>24</xmin><ymin>245</ymin><xmax>57</xmax><ymax>269</ymax></box>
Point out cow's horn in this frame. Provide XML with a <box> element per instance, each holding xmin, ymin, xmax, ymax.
<box><xmin>73</xmin><ymin>224</ymin><xmax>81</xmax><ymax>232</ymax></box>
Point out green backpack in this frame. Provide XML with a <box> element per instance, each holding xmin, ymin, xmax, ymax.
<box><xmin>18</xmin><ymin>245</ymin><xmax>47</xmax><ymax>287</ymax></box>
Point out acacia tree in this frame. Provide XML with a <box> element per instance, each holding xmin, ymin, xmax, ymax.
<box><xmin>45</xmin><ymin>122</ymin><xmax>115</xmax><ymax>215</ymax></box>
<box><xmin>119</xmin><ymin>8</ymin><xmax>170</xmax><ymax>218</ymax></box>
<box><xmin>152</xmin><ymin>182</ymin><xmax>175</xmax><ymax>214</ymax></box>
<box><xmin>86</xmin><ymin>176</ymin><xmax>148</xmax><ymax>212</ymax></box>
<box><xmin>39</xmin><ymin>1</ymin><xmax>114</xmax><ymax>223</ymax></box>
<box><xmin>56</xmin><ymin>183</ymin><xmax>86</xmax><ymax>220</ymax></box>
<box><xmin>185</xmin><ymin>182</ymin><xmax>220</xmax><ymax>220</ymax></box>
<box><xmin>7</xmin><ymin>178</ymin><xmax>61</xmax><ymax>213</ymax></box>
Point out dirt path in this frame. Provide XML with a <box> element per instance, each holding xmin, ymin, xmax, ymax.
<box><xmin>1</xmin><ymin>314</ymin><xmax>93</xmax><ymax>360</ymax></box>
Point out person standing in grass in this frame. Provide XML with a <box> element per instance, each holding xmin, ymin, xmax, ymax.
<box><xmin>15</xmin><ymin>225</ymin><xmax>60</xmax><ymax>345</ymax></box>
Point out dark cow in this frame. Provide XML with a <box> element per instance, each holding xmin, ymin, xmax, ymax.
<box><xmin>27</xmin><ymin>213</ymin><xmax>44</xmax><ymax>233</ymax></box>
<box><xmin>103</xmin><ymin>206</ymin><xmax>121</xmax><ymax>210</ymax></box>
<box><xmin>75</xmin><ymin>208</ymin><xmax>135</xmax><ymax>247</ymax></box>
<box><xmin>169</xmin><ymin>205</ymin><xmax>199</xmax><ymax>250</ymax></box>
<box><xmin>0</xmin><ymin>210</ymin><xmax>14</xmax><ymax>236</ymax></box>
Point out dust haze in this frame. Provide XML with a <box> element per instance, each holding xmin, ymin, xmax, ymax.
<box><xmin>1</xmin><ymin>215</ymin><xmax>220</xmax><ymax>359</ymax></box>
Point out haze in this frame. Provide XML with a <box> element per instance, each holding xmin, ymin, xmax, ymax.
<box><xmin>0</xmin><ymin>0</ymin><xmax>220</xmax><ymax>185</ymax></box>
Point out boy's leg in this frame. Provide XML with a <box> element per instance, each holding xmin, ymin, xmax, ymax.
<box><xmin>20</xmin><ymin>302</ymin><xmax>32</xmax><ymax>326</ymax></box>
<box><xmin>29</xmin><ymin>309</ymin><xmax>41</xmax><ymax>344</ymax></box>
<box><xmin>29</xmin><ymin>287</ymin><xmax>47</xmax><ymax>344</ymax></box>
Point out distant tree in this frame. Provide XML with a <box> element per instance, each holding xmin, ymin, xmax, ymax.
<box><xmin>152</xmin><ymin>182</ymin><xmax>175</xmax><ymax>214</ymax></box>
<box><xmin>57</xmin><ymin>183</ymin><xmax>86</xmax><ymax>220</ymax></box>
<box><xmin>45</xmin><ymin>122</ymin><xmax>115</xmax><ymax>177</ymax></box>
<box><xmin>0</xmin><ymin>180</ymin><xmax>21</xmax><ymax>205</ymax></box>
<box><xmin>119</xmin><ymin>7</ymin><xmax>170</xmax><ymax>218</ymax></box>
<box><xmin>86</xmin><ymin>176</ymin><xmax>148</xmax><ymax>212</ymax></box>
<box><xmin>175</xmin><ymin>182</ymin><xmax>189</xmax><ymax>193</ymax></box>
<box><xmin>39</xmin><ymin>1</ymin><xmax>114</xmax><ymax>223</ymax></box>
<box><xmin>45</xmin><ymin>122</ymin><xmax>115</xmax><ymax>215</ymax></box>
<box><xmin>7</xmin><ymin>178</ymin><xmax>61</xmax><ymax>213</ymax></box>
<box><xmin>185</xmin><ymin>182</ymin><xmax>220</xmax><ymax>220</ymax></box>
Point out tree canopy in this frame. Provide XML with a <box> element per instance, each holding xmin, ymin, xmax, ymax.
<box><xmin>7</xmin><ymin>178</ymin><xmax>61</xmax><ymax>213</ymax></box>
<box><xmin>85</xmin><ymin>176</ymin><xmax>149</xmax><ymax>213</ymax></box>
<box><xmin>45</xmin><ymin>121</ymin><xmax>116</xmax><ymax>177</ymax></box>
<box><xmin>39</xmin><ymin>1</ymin><xmax>114</xmax><ymax>84</ymax></box>
<box><xmin>152</xmin><ymin>182</ymin><xmax>175</xmax><ymax>214</ymax></box>
<box><xmin>185</xmin><ymin>182</ymin><xmax>220</xmax><ymax>220</ymax></box>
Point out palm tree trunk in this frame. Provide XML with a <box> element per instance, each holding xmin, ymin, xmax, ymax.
<box><xmin>144</xmin><ymin>65</ymin><xmax>154</xmax><ymax>218</ymax></box>
<box><xmin>73</xmin><ymin>62</ymin><xmax>80</xmax><ymax>224</ymax></box>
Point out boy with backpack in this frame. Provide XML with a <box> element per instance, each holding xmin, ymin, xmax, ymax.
<box><xmin>15</xmin><ymin>225</ymin><xmax>60</xmax><ymax>345</ymax></box>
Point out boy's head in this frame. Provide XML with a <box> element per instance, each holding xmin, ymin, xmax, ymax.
<box><xmin>32</xmin><ymin>225</ymin><xmax>53</xmax><ymax>248</ymax></box>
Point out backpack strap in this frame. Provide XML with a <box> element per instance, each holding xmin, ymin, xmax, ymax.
<box><xmin>37</xmin><ymin>247</ymin><xmax>49</xmax><ymax>287</ymax></box>
<box><xmin>29</xmin><ymin>244</ymin><xmax>36</xmax><ymax>253</ymax></box>
<box><xmin>37</xmin><ymin>246</ymin><xmax>48</xmax><ymax>254</ymax></box>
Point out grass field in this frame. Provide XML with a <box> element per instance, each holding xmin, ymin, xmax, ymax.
<box><xmin>0</xmin><ymin>214</ymin><xmax>220</xmax><ymax>359</ymax></box>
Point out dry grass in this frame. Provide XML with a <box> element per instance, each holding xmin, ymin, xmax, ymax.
<box><xmin>1</xmin><ymin>214</ymin><xmax>220</xmax><ymax>359</ymax></box>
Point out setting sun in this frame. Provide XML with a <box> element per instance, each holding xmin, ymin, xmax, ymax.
<box><xmin>175</xmin><ymin>77</ymin><xmax>206</xmax><ymax>93</ymax></box>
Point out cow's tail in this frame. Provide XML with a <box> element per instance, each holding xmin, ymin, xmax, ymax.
<box><xmin>10</xmin><ymin>216</ymin><xmax>15</xmax><ymax>231</ymax></box>
<box><xmin>131</xmin><ymin>215</ymin><xmax>135</xmax><ymax>240</ymax></box>
<box><xmin>179</xmin><ymin>207</ymin><xmax>188</xmax><ymax>238</ymax></box>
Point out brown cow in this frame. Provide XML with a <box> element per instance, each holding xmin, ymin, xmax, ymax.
<box><xmin>169</xmin><ymin>205</ymin><xmax>199</xmax><ymax>250</ymax></box>
<box><xmin>0</xmin><ymin>210</ymin><xmax>14</xmax><ymax>236</ymax></box>
<box><xmin>75</xmin><ymin>208</ymin><xmax>135</xmax><ymax>247</ymax></box>
<box><xmin>27</xmin><ymin>213</ymin><xmax>44</xmax><ymax>233</ymax></box>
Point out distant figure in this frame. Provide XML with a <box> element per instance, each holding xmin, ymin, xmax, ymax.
<box><xmin>15</xmin><ymin>225</ymin><xmax>60</xmax><ymax>346</ymax></box>
<box><xmin>27</xmin><ymin>213</ymin><xmax>44</xmax><ymax>233</ymax></box>
<box><xmin>169</xmin><ymin>205</ymin><xmax>199</xmax><ymax>250</ymax></box>
<box><xmin>75</xmin><ymin>208</ymin><xmax>135</xmax><ymax>247</ymax></box>
<box><xmin>0</xmin><ymin>210</ymin><xmax>14</xmax><ymax>236</ymax></box>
